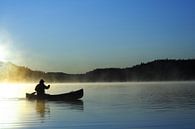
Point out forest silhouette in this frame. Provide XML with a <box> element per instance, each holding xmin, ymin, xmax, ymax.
<box><xmin>0</xmin><ymin>59</ymin><xmax>195</xmax><ymax>82</ymax></box>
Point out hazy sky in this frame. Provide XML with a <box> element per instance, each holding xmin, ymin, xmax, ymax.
<box><xmin>0</xmin><ymin>0</ymin><xmax>194</xmax><ymax>73</ymax></box>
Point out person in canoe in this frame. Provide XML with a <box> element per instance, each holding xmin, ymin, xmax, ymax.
<box><xmin>35</xmin><ymin>79</ymin><xmax>50</xmax><ymax>96</ymax></box>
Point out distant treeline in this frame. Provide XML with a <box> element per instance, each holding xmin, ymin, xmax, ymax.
<box><xmin>0</xmin><ymin>59</ymin><xmax>195</xmax><ymax>82</ymax></box>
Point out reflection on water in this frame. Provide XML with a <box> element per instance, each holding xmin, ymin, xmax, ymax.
<box><xmin>31</xmin><ymin>100</ymin><xmax>84</xmax><ymax>119</ymax></box>
<box><xmin>0</xmin><ymin>82</ymin><xmax>194</xmax><ymax>129</ymax></box>
<box><xmin>135</xmin><ymin>82</ymin><xmax>195</xmax><ymax>110</ymax></box>
<box><xmin>0</xmin><ymin>100</ymin><xmax>21</xmax><ymax>129</ymax></box>
<box><xmin>53</xmin><ymin>100</ymin><xmax>84</xmax><ymax>110</ymax></box>
<box><xmin>36</xmin><ymin>100</ymin><xmax>50</xmax><ymax>118</ymax></box>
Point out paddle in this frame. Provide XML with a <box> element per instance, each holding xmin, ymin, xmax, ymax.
<box><xmin>31</xmin><ymin>92</ymin><xmax>36</xmax><ymax>95</ymax></box>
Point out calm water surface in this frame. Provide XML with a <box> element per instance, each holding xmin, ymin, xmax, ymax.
<box><xmin>0</xmin><ymin>82</ymin><xmax>195</xmax><ymax>129</ymax></box>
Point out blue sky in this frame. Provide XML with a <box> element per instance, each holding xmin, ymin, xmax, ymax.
<box><xmin>0</xmin><ymin>0</ymin><xmax>194</xmax><ymax>73</ymax></box>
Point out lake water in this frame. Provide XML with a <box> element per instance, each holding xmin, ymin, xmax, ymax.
<box><xmin>0</xmin><ymin>82</ymin><xmax>195</xmax><ymax>129</ymax></box>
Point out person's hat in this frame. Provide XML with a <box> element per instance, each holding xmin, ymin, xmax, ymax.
<box><xmin>40</xmin><ymin>79</ymin><xmax>45</xmax><ymax>83</ymax></box>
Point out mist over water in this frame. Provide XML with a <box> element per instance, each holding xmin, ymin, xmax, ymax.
<box><xmin>0</xmin><ymin>82</ymin><xmax>195</xmax><ymax>129</ymax></box>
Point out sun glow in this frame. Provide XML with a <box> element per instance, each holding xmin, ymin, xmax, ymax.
<box><xmin>0</xmin><ymin>45</ymin><xmax>8</xmax><ymax>62</ymax></box>
<box><xmin>0</xmin><ymin>30</ymin><xmax>14</xmax><ymax>62</ymax></box>
<box><xmin>0</xmin><ymin>83</ymin><xmax>23</xmax><ymax>98</ymax></box>
<box><xmin>0</xmin><ymin>83</ymin><xmax>24</xmax><ymax>128</ymax></box>
<box><xmin>0</xmin><ymin>83</ymin><xmax>40</xmax><ymax>128</ymax></box>
<box><xmin>0</xmin><ymin>83</ymin><xmax>32</xmax><ymax>129</ymax></box>
<box><xmin>0</xmin><ymin>100</ymin><xmax>21</xmax><ymax>128</ymax></box>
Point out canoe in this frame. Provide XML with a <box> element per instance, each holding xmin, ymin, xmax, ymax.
<box><xmin>26</xmin><ymin>89</ymin><xmax>83</xmax><ymax>101</ymax></box>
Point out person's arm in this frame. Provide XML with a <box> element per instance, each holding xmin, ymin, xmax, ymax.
<box><xmin>45</xmin><ymin>85</ymin><xmax>50</xmax><ymax>89</ymax></box>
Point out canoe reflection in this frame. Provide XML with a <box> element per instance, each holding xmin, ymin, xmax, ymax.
<box><xmin>53</xmin><ymin>100</ymin><xmax>84</xmax><ymax>110</ymax></box>
<box><xmin>35</xmin><ymin>100</ymin><xmax>84</xmax><ymax>118</ymax></box>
